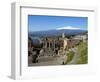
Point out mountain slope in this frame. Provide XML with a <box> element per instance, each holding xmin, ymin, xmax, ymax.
<box><xmin>29</xmin><ymin>29</ymin><xmax>87</xmax><ymax>37</ymax></box>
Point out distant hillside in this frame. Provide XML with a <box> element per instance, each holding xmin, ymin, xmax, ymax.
<box><xmin>29</xmin><ymin>29</ymin><xmax>87</xmax><ymax>37</ymax></box>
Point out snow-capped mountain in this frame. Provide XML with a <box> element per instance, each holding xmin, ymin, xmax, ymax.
<box><xmin>56</xmin><ymin>26</ymin><xmax>82</xmax><ymax>30</ymax></box>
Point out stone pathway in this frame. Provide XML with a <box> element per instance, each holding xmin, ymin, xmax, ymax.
<box><xmin>28</xmin><ymin>47</ymin><xmax>80</xmax><ymax>66</ymax></box>
<box><xmin>28</xmin><ymin>55</ymin><xmax>65</xmax><ymax>66</ymax></box>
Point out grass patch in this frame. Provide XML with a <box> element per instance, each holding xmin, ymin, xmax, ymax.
<box><xmin>76</xmin><ymin>42</ymin><xmax>88</xmax><ymax>64</ymax></box>
<box><xmin>65</xmin><ymin>51</ymin><xmax>74</xmax><ymax>64</ymax></box>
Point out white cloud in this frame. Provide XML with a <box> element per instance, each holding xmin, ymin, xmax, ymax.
<box><xmin>56</xmin><ymin>26</ymin><xmax>81</xmax><ymax>30</ymax></box>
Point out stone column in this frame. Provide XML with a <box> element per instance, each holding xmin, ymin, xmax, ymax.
<box><xmin>45</xmin><ymin>40</ymin><xmax>47</xmax><ymax>48</ymax></box>
<box><xmin>54</xmin><ymin>40</ymin><xmax>55</xmax><ymax>52</ymax></box>
<box><xmin>49</xmin><ymin>41</ymin><xmax>50</xmax><ymax>49</ymax></box>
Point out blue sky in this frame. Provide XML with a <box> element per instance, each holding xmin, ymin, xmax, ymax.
<box><xmin>28</xmin><ymin>15</ymin><xmax>88</xmax><ymax>32</ymax></box>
